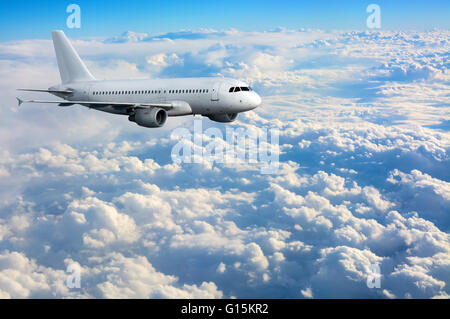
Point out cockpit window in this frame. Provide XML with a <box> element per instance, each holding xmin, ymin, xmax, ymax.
<box><xmin>229</xmin><ymin>86</ymin><xmax>252</xmax><ymax>92</ymax></box>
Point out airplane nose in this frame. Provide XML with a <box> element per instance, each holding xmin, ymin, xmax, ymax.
<box><xmin>254</xmin><ymin>93</ymin><xmax>262</xmax><ymax>107</ymax></box>
<box><xmin>248</xmin><ymin>92</ymin><xmax>261</xmax><ymax>110</ymax></box>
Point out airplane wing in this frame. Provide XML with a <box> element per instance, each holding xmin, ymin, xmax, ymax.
<box><xmin>16</xmin><ymin>97</ymin><xmax>173</xmax><ymax>110</ymax></box>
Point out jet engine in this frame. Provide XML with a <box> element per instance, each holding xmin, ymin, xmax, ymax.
<box><xmin>129</xmin><ymin>107</ymin><xmax>167</xmax><ymax>128</ymax></box>
<box><xmin>207</xmin><ymin>113</ymin><xmax>238</xmax><ymax>123</ymax></box>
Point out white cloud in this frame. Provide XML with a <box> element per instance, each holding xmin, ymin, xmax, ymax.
<box><xmin>0</xmin><ymin>28</ymin><xmax>448</xmax><ymax>298</ymax></box>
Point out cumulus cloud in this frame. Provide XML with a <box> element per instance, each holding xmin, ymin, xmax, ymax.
<box><xmin>0</xmin><ymin>28</ymin><xmax>448</xmax><ymax>298</ymax></box>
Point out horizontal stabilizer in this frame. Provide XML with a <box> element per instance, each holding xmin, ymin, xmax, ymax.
<box><xmin>18</xmin><ymin>88</ymin><xmax>73</xmax><ymax>94</ymax></box>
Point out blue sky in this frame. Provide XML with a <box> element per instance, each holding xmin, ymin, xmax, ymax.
<box><xmin>0</xmin><ymin>0</ymin><xmax>449</xmax><ymax>41</ymax></box>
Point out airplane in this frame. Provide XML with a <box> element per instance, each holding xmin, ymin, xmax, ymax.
<box><xmin>17</xmin><ymin>30</ymin><xmax>262</xmax><ymax>128</ymax></box>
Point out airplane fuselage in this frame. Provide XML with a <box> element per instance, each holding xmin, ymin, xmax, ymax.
<box><xmin>51</xmin><ymin>77</ymin><xmax>261</xmax><ymax>116</ymax></box>
<box><xmin>18</xmin><ymin>30</ymin><xmax>262</xmax><ymax>128</ymax></box>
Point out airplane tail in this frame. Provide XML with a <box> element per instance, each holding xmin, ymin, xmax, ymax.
<box><xmin>51</xmin><ymin>30</ymin><xmax>96</xmax><ymax>84</ymax></box>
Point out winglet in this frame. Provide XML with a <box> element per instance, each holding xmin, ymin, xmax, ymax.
<box><xmin>16</xmin><ymin>97</ymin><xmax>23</xmax><ymax>107</ymax></box>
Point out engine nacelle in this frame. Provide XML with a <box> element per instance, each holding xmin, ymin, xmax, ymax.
<box><xmin>208</xmin><ymin>113</ymin><xmax>238</xmax><ymax>123</ymax></box>
<box><xmin>129</xmin><ymin>107</ymin><xmax>167</xmax><ymax>128</ymax></box>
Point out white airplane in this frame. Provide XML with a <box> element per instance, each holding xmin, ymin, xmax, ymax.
<box><xmin>17</xmin><ymin>30</ymin><xmax>261</xmax><ymax>128</ymax></box>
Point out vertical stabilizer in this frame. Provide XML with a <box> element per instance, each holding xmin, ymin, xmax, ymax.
<box><xmin>51</xmin><ymin>30</ymin><xmax>95</xmax><ymax>84</ymax></box>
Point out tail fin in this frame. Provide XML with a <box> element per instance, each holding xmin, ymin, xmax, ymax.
<box><xmin>51</xmin><ymin>30</ymin><xmax>95</xmax><ymax>84</ymax></box>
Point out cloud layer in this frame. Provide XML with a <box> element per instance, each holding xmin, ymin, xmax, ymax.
<box><xmin>0</xmin><ymin>28</ymin><xmax>448</xmax><ymax>298</ymax></box>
